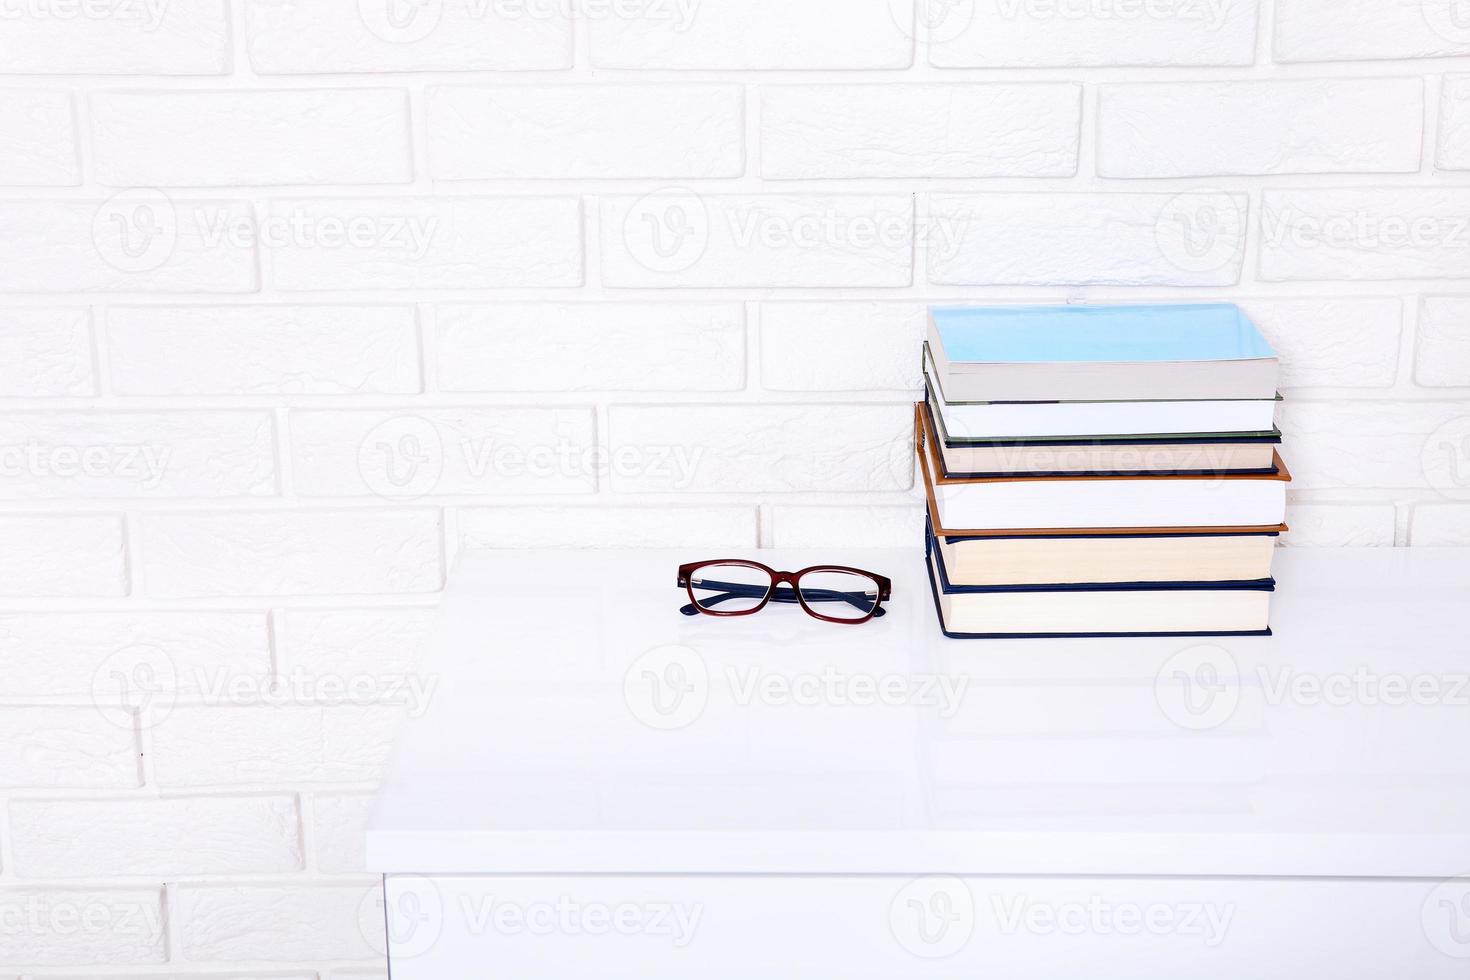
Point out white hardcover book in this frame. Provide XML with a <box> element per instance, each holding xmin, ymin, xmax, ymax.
<box><xmin>920</xmin><ymin>409</ymin><xmax>1290</xmax><ymax>532</ymax></box>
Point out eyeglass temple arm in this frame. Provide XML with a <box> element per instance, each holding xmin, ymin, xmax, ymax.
<box><xmin>678</xmin><ymin>579</ymin><xmax>887</xmax><ymax>617</ymax></box>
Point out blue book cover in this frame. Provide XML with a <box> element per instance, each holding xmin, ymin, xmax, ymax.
<box><xmin>929</xmin><ymin>303</ymin><xmax>1277</xmax><ymax>365</ymax></box>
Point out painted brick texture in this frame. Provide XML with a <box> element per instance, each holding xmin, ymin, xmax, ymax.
<box><xmin>0</xmin><ymin>2</ymin><xmax>1466</xmax><ymax>975</ymax></box>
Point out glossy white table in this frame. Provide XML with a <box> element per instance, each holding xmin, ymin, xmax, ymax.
<box><xmin>368</xmin><ymin>547</ymin><xmax>1470</xmax><ymax>978</ymax></box>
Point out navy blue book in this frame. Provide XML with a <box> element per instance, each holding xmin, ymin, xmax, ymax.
<box><xmin>925</xmin><ymin>526</ymin><xmax>1274</xmax><ymax>639</ymax></box>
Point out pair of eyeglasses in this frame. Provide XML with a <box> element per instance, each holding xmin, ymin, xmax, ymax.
<box><xmin>677</xmin><ymin>560</ymin><xmax>892</xmax><ymax>624</ymax></box>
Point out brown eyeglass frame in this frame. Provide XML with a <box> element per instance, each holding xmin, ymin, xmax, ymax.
<box><xmin>677</xmin><ymin>560</ymin><xmax>893</xmax><ymax>625</ymax></box>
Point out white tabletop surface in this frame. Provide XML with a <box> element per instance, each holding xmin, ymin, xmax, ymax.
<box><xmin>366</xmin><ymin>546</ymin><xmax>1470</xmax><ymax>879</ymax></box>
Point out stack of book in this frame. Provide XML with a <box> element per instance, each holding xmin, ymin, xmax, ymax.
<box><xmin>919</xmin><ymin>303</ymin><xmax>1291</xmax><ymax>639</ymax></box>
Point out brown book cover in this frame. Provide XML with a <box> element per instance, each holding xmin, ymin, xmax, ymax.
<box><xmin>916</xmin><ymin>404</ymin><xmax>1291</xmax><ymax>539</ymax></box>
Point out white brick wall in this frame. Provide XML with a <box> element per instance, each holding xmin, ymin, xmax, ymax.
<box><xmin>260</xmin><ymin>197</ymin><xmax>583</xmax><ymax>290</ymax></box>
<box><xmin>1417</xmin><ymin>297</ymin><xmax>1470</xmax><ymax>385</ymax></box>
<box><xmin>0</xmin><ymin>199</ymin><xmax>258</xmax><ymax>292</ymax></box>
<box><xmin>932</xmin><ymin>0</ymin><xmax>1259</xmax><ymax>66</ymax></box>
<box><xmin>760</xmin><ymin>84</ymin><xmax>1082</xmax><ymax>178</ymax></box>
<box><xmin>598</xmin><ymin>193</ymin><xmax>914</xmax><ymax>287</ymax></box>
<box><xmin>0</xmin><ymin>0</ymin><xmax>229</xmax><ymax>74</ymax></box>
<box><xmin>926</xmin><ymin>192</ymin><xmax>1250</xmax><ymax>285</ymax></box>
<box><xmin>428</xmin><ymin>84</ymin><xmax>746</xmax><ymax>180</ymax></box>
<box><xmin>0</xmin><ymin>309</ymin><xmax>93</xmax><ymax>395</ymax></box>
<box><xmin>106</xmin><ymin>305</ymin><xmax>422</xmax><ymax>395</ymax></box>
<box><xmin>0</xmin><ymin>91</ymin><xmax>78</xmax><ymax>186</ymax></box>
<box><xmin>1440</xmin><ymin>75</ymin><xmax>1470</xmax><ymax>170</ymax></box>
<box><xmin>1275</xmin><ymin>0</ymin><xmax>1470</xmax><ymax>62</ymax></box>
<box><xmin>433</xmin><ymin>302</ymin><xmax>746</xmax><ymax>391</ymax></box>
<box><xmin>1</xmin><ymin>3</ymin><xmax>1467</xmax><ymax>974</ymax></box>
<box><xmin>243</xmin><ymin>0</ymin><xmax>573</xmax><ymax>73</ymax></box>
<box><xmin>91</xmin><ymin>90</ymin><xmax>414</xmax><ymax>188</ymax></box>
<box><xmin>1097</xmin><ymin>79</ymin><xmax>1424</xmax><ymax>177</ymax></box>
<box><xmin>9</xmin><ymin>795</ymin><xmax>302</xmax><ymax>877</ymax></box>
